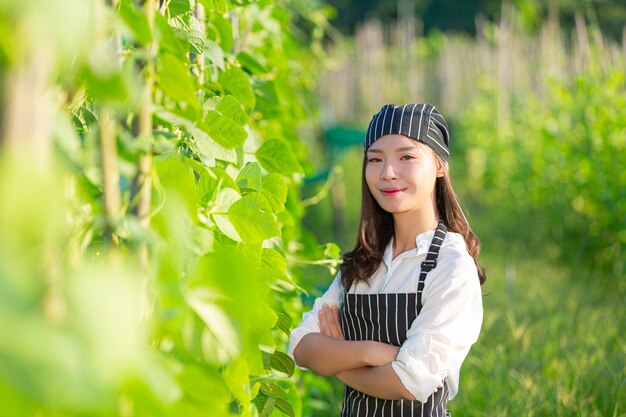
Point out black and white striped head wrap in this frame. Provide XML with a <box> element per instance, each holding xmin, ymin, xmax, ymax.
<box><xmin>364</xmin><ymin>103</ymin><xmax>450</xmax><ymax>162</ymax></box>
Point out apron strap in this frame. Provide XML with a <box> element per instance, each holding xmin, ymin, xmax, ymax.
<box><xmin>417</xmin><ymin>221</ymin><xmax>448</xmax><ymax>296</ymax></box>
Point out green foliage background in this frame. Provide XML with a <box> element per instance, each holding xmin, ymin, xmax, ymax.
<box><xmin>327</xmin><ymin>0</ymin><xmax>626</xmax><ymax>40</ymax></box>
<box><xmin>457</xmin><ymin>67</ymin><xmax>626</xmax><ymax>278</ymax></box>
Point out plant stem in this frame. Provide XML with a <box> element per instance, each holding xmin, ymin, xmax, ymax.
<box><xmin>100</xmin><ymin>109</ymin><xmax>121</xmax><ymax>243</ymax></box>
<box><xmin>1</xmin><ymin>45</ymin><xmax>52</xmax><ymax>169</ymax></box>
<box><xmin>131</xmin><ymin>0</ymin><xmax>157</xmax><ymax>318</ymax></box>
<box><xmin>194</xmin><ymin>0</ymin><xmax>206</xmax><ymax>85</ymax></box>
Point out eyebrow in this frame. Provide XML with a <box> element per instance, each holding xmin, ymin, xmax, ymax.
<box><xmin>367</xmin><ymin>147</ymin><xmax>417</xmax><ymax>153</ymax></box>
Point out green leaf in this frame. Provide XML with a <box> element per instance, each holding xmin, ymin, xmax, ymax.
<box><xmin>198</xmin><ymin>0</ymin><xmax>227</xmax><ymax>13</ymax></box>
<box><xmin>187</xmin><ymin>289</ymin><xmax>242</xmax><ymax>365</ymax></box>
<box><xmin>194</xmin><ymin>134</ymin><xmax>236</xmax><ymax>164</ymax></box>
<box><xmin>169</xmin><ymin>14</ymin><xmax>205</xmax><ymax>55</ymax></box>
<box><xmin>274</xmin><ymin>397</ymin><xmax>295</xmax><ymax>417</ymax></box>
<box><xmin>209</xmin><ymin>167</ymin><xmax>238</xmax><ymax>190</ymax></box>
<box><xmin>260</xmin><ymin>248</ymin><xmax>297</xmax><ymax>293</ymax></box>
<box><xmin>213</xmin><ymin>166</ymin><xmax>239</xmax><ymax>189</ymax></box>
<box><xmin>255</xmin><ymin>79</ymin><xmax>280</xmax><ymax>118</ymax></box>
<box><xmin>197</xmin><ymin>166</ymin><xmax>238</xmax><ymax>205</ymax></box>
<box><xmin>208</xmin><ymin>14</ymin><xmax>233</xmax><ymax>52</ymax></box>
<box><xmin>213</xmin><ymin>215</ymin><xmax>242</xmax><ymax>242</ymax></box>
<box><xmin>155</xmin><ymin>13</ymin><xmax>187</xmax><ymax>56</ymax></box>
<box><xmin>228</xmin><ymin>192</ymin><xmax>279</xmax><ymax>244</ymax></box>
<box><xmin>277</xmin><ymin>381</ymin><xmax>302</xmax><ymax>417</ymax></box>
<box><xmin>223</xmin><ymin>357</ymin><xmax>252</xmax><ymax>408</ymax></box>
<box><xmin>118</xmin><ymin>0</ymin><xmax>152</xmax><ymax>45</ymax></box>
<box><xmin>168</xmin><ymin>0</ymin><xmax>191</xmax><ymax>17</ymax></box>
<box><xmin>202</xmin><ymin>110</ymin><xmax>247</xmax><ymax>149</ymax></box>
<box><xmin>216</xmin><ymin>95</ymin><xmax>249</xmax><ymax>126</ymax></box>
<box><xmin>261</xmin><ymin>173</ymin><xmax>287</xmax><ymax>213</ymax></box>
<box><xmin>269</xmin><ymin>351</ymin><xmax>295</xmax><ymax>376</ymax></box>
<box><xmin>81</xmin><ymin>68</ymin><xmax>128</xmax><ymax>103</ymax></box>
<box><xmin>210</xmin><ymin>187</ymin><xmax>240</xmax><ymax>214</ymax></box>
<box><xmin>154</xmin><ymin>108</ymin><xmax>236</xmax><ymax>163</ymax></box>
<box><xmin>205</xmin><ymin>39</ymin><xmax>225</xmax><ymax>70</ymax></box>
<box><xmin>230</xmin><ymin>0</ymin><xmax>259</xmax><ymax>5</ymax></box>
<box><xmin>203</xmin><ymin>95</ymin><xmax>222</xmax><ymax>111</ymax></box>
<box><xmin>261</xmin><ymin>248</ymin><xmax>286</xmax><ymax>277</ymax></box>
<box><xmin>323</xmin><ymin>242</ymin><xmax>342</xmax><ymax>259</ymax></box>
<box><xmin>253</xmin><ymin>393</ymin><xmax>276</xmax><ymax>417</ymax></box>
<box><xmin>155</xmin><ymin>156</ymin><xmax>197</xmax><ymax>216</ymax></box>
<box><xmin>237</xmin><ymin>51</ymin><xmax>268</xmax><ymax>75</ymax></box>
<box><xmin>261</xmin><ymin>305</ymin><xmax>279</xmax><ymax>330</ymax></box>
<box><xmin>256</xmin><ymin>139</ymin><xmax>302</xmax><ymax>175</ymax></box>
<box><xmin>236</xmin><ymin>162</ymin><xmax>262</xmax><ymax>192</ymax></box>
<box><xmin>188</xmin><ymin>226</ymin><xmax>214</xmax><ymax>256</ymax></box>
<box><xmin>185</xmin><ymin>15</ymin><xmax>206</xmax><ymax>54</ymax></box>
<box><xmin>158</xmin><ymin>53</ymin><xmax>198</xmax><ymax>112</ymax></box>
<box><xmin>174</xmin><ymin>365</ymin><xmax>230</xmax><ymax>413</ymax></box>
<box><xmin>219</xmin><ymin>65</ymin><xmax>256</xmax><ymax>110</ymax></box>
<box><xmin>259</xmin><ymin>382</ymin><xmax>287</xmax><ymax>398</ymax></box>
<box><xmin>273</xmin><ymin>311</ymin><xmax>292</xmax><ymax>337</ymax></box>
<box><xmin>210</xmin><ymin>187</ymin><xmax>242</xmax><ymax>241</ymax></box>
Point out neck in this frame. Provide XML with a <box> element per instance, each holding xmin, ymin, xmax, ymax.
<box><xmin>392</xmin><ymin>208</ymin><xmax>439</xmax><ymax>257</ymax></box>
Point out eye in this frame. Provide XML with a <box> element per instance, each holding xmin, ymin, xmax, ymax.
<box><xmin>367</xmin><ymin>157</ymin><xmax>382</xmax><ymax>163</ymax></box>
<box><xmin>401</xmin><ymin>154</ymin><xmax>416</xmax><ymax>160</ymax></box>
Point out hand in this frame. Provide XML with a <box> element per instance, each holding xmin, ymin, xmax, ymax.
<box><xmin>319</xmin><ymin>304</ymin><xmax>344</xmax><ymax>340</ymax></box>
<box><xmin>319</xmin><ymin>304</ymin><xmax>398</xmax><ymax>366</ymax></box>
<box><xmin>363</xmin><ymin>341</ymin><xmax>400</xmax><ymax>367</ymax></box>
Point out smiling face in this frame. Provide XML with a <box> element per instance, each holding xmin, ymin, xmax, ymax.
<box><xmin>365</xmin><ymin>134</ymin><xmax>444</xmax><ymax>218</ymax></box>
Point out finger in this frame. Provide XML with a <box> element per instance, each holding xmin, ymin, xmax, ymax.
<box><xmin>321</xmin><ymin>305</ymin><xmax>342</xmax><ymax>339</ymax></box>
<box><xmin>328</xmin><ymin>306</ymin><xmax>344</xmax><ymax>340</ymax></box>
<box><xmin>322</xmin><ymin>305</ymin><xmax>341</xmax><ymax>339</ymax></box>
<box><xmin>330</xmin><ymin>306</ymin><xmax>345</xmax><ymax>340</ymax></box>
<box><xmin>318</xmin><ymin>307</ymin><xmax>332</xmax><ymax>336</ymax></box>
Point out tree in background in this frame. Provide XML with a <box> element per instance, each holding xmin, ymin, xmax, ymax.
<box><xmin>327</xmin><ymin>0</ymin><xmax>626</xmax><ymax>39</ymax></box>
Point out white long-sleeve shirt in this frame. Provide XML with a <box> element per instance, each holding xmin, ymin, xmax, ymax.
<box><xmin>288</xmin><ymin>229</ymin><xmax>483</xmax><ymax>403</ymax></box>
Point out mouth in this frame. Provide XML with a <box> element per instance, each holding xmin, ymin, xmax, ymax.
<box><xmin>380</xmin><ymin>188</ymin><xmax>406</xmax><ymax>196</ymax></box>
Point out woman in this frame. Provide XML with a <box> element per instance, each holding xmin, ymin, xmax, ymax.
<box><xmin>289</xmin><ymin>103</ymin><xmax>485</xmax><ymax>416</ymax></box>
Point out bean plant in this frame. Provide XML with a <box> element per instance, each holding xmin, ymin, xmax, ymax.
<box><xmin>0</xmin><ymin>0</ymin><xmax>338</xmax><ymax>416</ymax></box>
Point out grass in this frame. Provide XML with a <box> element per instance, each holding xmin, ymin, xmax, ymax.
<box><xmin>449</xmin><ymin>251</ymin><xmax>626</xmax><ymax>417</ymax></box>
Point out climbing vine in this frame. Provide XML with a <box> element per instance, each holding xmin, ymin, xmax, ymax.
<box><xmin>0</xmin><ymin>0</ymin><xmax>337</xmax><ymax>416</ymax></box>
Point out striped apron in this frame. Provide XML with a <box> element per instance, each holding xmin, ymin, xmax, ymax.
<box><xmin>339</xmin><ymin>222</ymin><xmax>450</xmax><ymax>417</ymax></box>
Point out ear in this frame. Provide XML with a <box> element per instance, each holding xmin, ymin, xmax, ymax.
<box><xmin>435</xmin><ymin>160</ymin><xmax>447</xmax><ymax>178</ymax></box>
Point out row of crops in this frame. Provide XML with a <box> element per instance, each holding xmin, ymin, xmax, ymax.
<box><xmin>0</xmin><ymin>1</ymin><xmax>336</xmax><ymax>416</ymax></box>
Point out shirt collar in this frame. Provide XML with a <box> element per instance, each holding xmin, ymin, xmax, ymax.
<box><xmin>382</xmin><ymin>229</ymin><xmax>437</xmax><ymax>267</ymax></box>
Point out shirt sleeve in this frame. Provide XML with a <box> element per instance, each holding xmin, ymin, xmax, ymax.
<box><xmin>391</xmin><ymin>251</ymin><xmax>483</xmax><ymax>403</ymax></box>
<box><xmin>287</xmin><ymin>271</ymin><xmax>344</xmax><ymax>368</ymax></box>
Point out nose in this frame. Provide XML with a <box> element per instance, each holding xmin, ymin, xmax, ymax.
<box><xmin>380</xmin><ymin>161</ymin><xmax>397</xmax><ymax>181</ymax></box>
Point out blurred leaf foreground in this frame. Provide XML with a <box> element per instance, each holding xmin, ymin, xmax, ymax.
<box><xmin>0</xmin><ymin>0</ymin><xmax>336</xmax><ymax>416</ymax></box>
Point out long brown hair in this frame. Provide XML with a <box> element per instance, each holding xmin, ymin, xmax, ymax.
<box><xmin>340</xmin><ymin>152</ymin><xmax>486</xmax><ymax>290</ymax></box>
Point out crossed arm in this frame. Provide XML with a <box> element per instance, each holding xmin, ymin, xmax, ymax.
<box><xmin>292</xmin><ymin>304</ymin><xmax>417</xmax><ymax>401</ymax></box>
